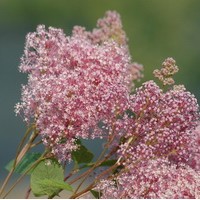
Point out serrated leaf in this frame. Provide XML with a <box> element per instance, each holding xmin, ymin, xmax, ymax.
<box><xmin>72</xmin><ymin>140</ymin><xmax>94</xmax><ymax>164</ymax></box>
<box><xmin>90</xmin><ymin>190</ymin><xmax>102</xmax><ymax>199</ymax></box>
<box><xmin>31</xmin><ymin>159</ymin><xmax>71</xmax><ymax>197</ymax></box>
<box><xmin>5</xmin><ymin>152</ymin><xmax>41</xmax><ymax>174</ymax></box>
<box><xmin>99</xmin><ymin>159</ymin><xmax>117</xmax><ymax>167</ymax></box>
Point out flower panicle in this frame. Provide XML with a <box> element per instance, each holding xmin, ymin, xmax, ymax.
<box><xmin>16</xmin><ymin>11</ymin><xmax>144</xmax><ymax>162</ymax></box>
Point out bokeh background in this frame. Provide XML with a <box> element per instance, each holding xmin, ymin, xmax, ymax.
<box><xmin>0</xmin><ymin>0</ymin><xmax>200</xmax><ymax>198</ymax></box>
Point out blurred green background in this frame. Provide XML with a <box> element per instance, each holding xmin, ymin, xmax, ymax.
<box><xmin>0</xmin><ymin>0</ymin><xmax>200</xmax><ymax>198</ymax></box>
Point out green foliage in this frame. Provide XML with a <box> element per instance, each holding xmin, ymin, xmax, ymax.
<box><xmin>99</xmin><ymin>159</ymin><xmax>117</xmax><ymax>167</ymax></box>
<box><xmin>72</xmin><ymin>140</ymin><xmax>94</xmax><ymax>164</ymax></box>
<box><xmin>32</xmin><ymin>179</ymin><xmax>72</xmax><ymax>197</ymax></box>
<box><xmin>116</xmin><ymin>109</ymin><xmax>136</xmax><ymax>120</ymax></box>
<box><xmin>90</xmin><ymin>189</ymin><xmax>102</xmax><ymax>199</ymax></box>
<box><xmin>31</xmin><ymin>159</ymin><xmax>72</xmax><ymax>197</ymax></box>
<box><xmin>125</xmin><ymin>109</ymin><xmax>136</xmax><ymax>119</ymax></box>
<box><xmin>5</xmin><ymin>152</ymin><xmax>41</xmax><ymax>174</ymax></box>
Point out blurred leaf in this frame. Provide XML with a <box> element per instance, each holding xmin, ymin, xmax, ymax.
<box><xmin>72</xmin><ymin>140</ymin><xmax>94</xmax><ymax>164</ymax></box>
<box><xmin>113</xmin><ymin>164</ymin><xmax>124</xmax><ymax>175</ymax></box>
<box><xmin>116</xmin><ymin>109</ymin><xmax>136</xmax><ymax>120</ymax></box>
<box><xmin>90</xmin><ymin>190</ymin><xmax>102</xmax><ymax>199</ymax></box>
<box><xmin>5</xmin><ymin>152</ymin><xmax>41</xmax><ymax>174</ymax></box>
<box><xmin>99</xmin><ymin>159</ymin><xmax>117</xmax><ymax>167</ymax></box>
<box><xmin>120</xmin><ymin>136</ymin><xmax>126</xmax><ymax>144</ymax></box>
<box><xmin>116</xmin><ymin>113</ymin><xmax>123</xmax><ymax>120</ymax></box>
<box><xmin>31</xmin><ymin>159</ymin><xmax>70</xmax><ymax>197</ymax></box>
<box><xmin>125</xmin><ymin>109</ymin><xmax>136</xmax><ymax>119</ymax></box>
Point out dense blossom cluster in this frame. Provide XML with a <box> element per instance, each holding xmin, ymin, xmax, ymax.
<box><xmin>97</xmin><ymin>159</ymin><xmax>200</xmax><ymax>199</ymax></box>
<box><xmin>15</xmin><ymin>10</ymin><xmax>200</xmax><ymax>198</ymax></box>
<box><xmin>187</xmin><ymin>123</ymin><xmax>200</xmax><ymax>171</ymax></box>
<box><xmin>15</xmin><ymin>11</ymin><xmax>142</xmax><ymax>161</ymax></box>
<box><xmin>118</xmin><ymin>81</ymin><xmax>199</xmax><ymax>166</ymax></box>
<box><xmin>72</xmin><ymin>10</ymin><xmax>127</xmax><ymax>46</ymax></box>
<box><xmin>97</xmin><ymin>77</ymin><xmax>199</xmax><ymax>199</ymax></box>
<box><xmin>72</xmin><ymin>11</ymin><xmax>143</xmax><ymax>86</ymax></box>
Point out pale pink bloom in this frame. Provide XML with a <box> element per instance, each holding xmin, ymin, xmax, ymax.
<box><xmin>118</xmin><ymin>80</ymin><xmax>199</xmax><ymax>166</ymax></box>
<box><xmin>16</xmin><ymin>11</ymin><xmax>142</xmax><ymax>161</ymax></box>
<box><xmin>187</xmin><ymin>123</ymin><xmax>200</xmax><ymax>171</ymax></box>
<box><xmin>73</xmin><ymin>10</ymin><xmax>127</xmax><ymax>46</ymax></box>
<box><xmin>98</xmin><ymin>159</ymin><xmax>200</xmax><ymax>199</ymax></box>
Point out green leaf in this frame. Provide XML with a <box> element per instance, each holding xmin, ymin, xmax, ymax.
<box><xmin>31</xmin><ymin>159</ymin><xmax>72</xmax><ymax>197</ymax></box>
<box><xmin>34</xmin><ymin>179</ymin><xmax>72</xmax><ymax>197</ymax></box>
<box><xmin>116</xmin><ymin>109</ymin><xmax>136</xmax><ymax>120</ymax></box>
<box><xmin>72</xmin><ymin>140</ymin><xmax>94</xmax><ymax>164</ymax></box>
<box><xmin>90</xmin><ymin>190</ymin><xmax>102</xmax><ymax>199</ymax></box>
<box><xmin>120</xmin><ymin>136</ymin><xmax>126</xmax><ymax>144</ymax></box>
<box><xmin>99</xmin><ymin>159</ymin><xmax>117</xmax><ymax>167</ymax></box>
<box><xmin>38</xmin><ymin>179</ymin><xmax>72</xmax><ymax>191</ymax></box>
<box><xmin>113</xmin><ymin>164</ymin><xmax>124</xmax><ymax>175</ymax></box>
<box><xmin>125</xmin><ymin>109</ymin><xmax>136</xmax><ymax>119</ymax></box>
<box><xmin>5</xmin><ymin>152</ymin><xmax>41</xmax><ymax>174</ymax></box>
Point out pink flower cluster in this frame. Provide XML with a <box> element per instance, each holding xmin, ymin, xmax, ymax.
<box><xmin>187</xmin><ymin>124</ymin><xmax>200</xmax><ymax>171</ymax></box>
<box><xmin>16</xmin><ymin>10</ymin><xmax>200</xmax><ymax>198</ymax></box>
<box><xmin>98</xmin><ymin>159</ymin><xmax>200</xmax><ymax>199</ymax></box>
<box><xmin>72</xmin><ymin>10</ymin><xmax>127</xmax><ymax>46</ymax></box>
<box><xmin>118</xmin><ymin>80</ymin><xmax>199</xmax><ymax>165</ymax></box>
<box><xmin>72</xmin><ymin>10</ymin><xmax>143</xmax><ymax>85</ymax></box>
<box><xmin>98</xmin><ymin>80</ymin><xmax>200</xmax><ymax>199</ymax></box>
<box><xmin>15</xmin><ymin>11</ymin><xmax>142</xmax><ymax>161</ymax></box>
